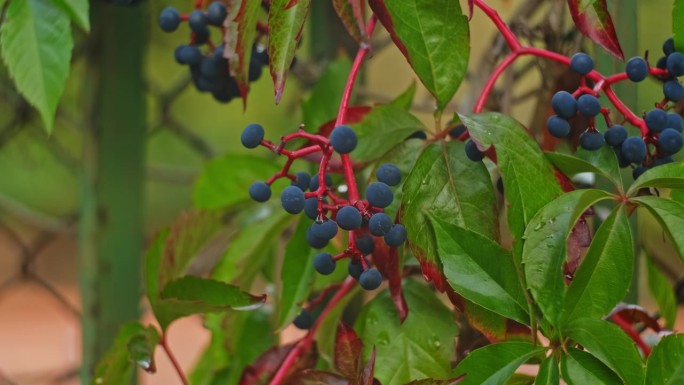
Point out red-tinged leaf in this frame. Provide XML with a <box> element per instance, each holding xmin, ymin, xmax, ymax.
<box><xmin>404</xmin><ymin>377</ymin><xmax>465</xmax><ymax>385</ymax></box>
<box><xmin>358</xmin><ymin>346</ymin><xmax>376</xmax><ymax>385</ymax></box>
<box><xmin>268</xmin><ymin>0</ymin><xmax>311</xmax><ymax>103</ymax></box>
<box><xmin>335</xmin><ymin>322</ymin><xmax>363</xmax><ymax>379</ymax></box>
<box><xmin>239</xmin><ymin>343</ymin><xmax>318</xmax><ymax>385</ymax></box>
<box><xmin>368</xmin><ymin>0</ymin><xmax>469</xmax><ymax>111</ymax></box>
<box><xmin>333</xmin><ymin>0</ymin><xmax>367</xmax><ymax>44</ymax></box>
<box><xmin>233</xmin><ymin>0</ymin><xmax>262</xmax><ymax>106</ymax></box>
<box><xmin>610</xmin><ymin>304</ymin><xmax>662</xmax><ymax>332</ymax></box>
<box><xmin>462</xmin><ymin>300</ymin><xmax>531</xmax><ymax>343</ymax></box>
<box><xmin>567</xmin><ymin>0</ymin><xmax>624</xmax><ymax>60</ymax></box>
<box><xmin>284</xmin><ymin>370</ymin><xmax>348</xmax><ymax>385</ymax></box>
<box><xmin>285</xmin><ymin>0</ymin><xmax>301</xmax><ymax>8</ymax></box>
<box><xmin>317</xmin><ymin>106</ymin><xmax>372</xmax><ymax>138</ymax></box>
<box><xmin>467</xmin><ymin>0</ymin><xmax>474</xmax><ymax>20</ymax></box>
<box><xmin>564</xmin><ymin>216</ymin><xmax>592</xmax><ymax>284</ymax></box>
<box><xmin>372</xmin><ymin>237</ymin><xmax>408</xmax><ymax>321</ymax></box>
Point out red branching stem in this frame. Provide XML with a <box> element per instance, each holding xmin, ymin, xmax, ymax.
<box><xmin>161</xmin><ymin>332</ymin><xmax>190</xmax><ymax>385</ymax></box>
<box><xmin>473</xmin><ymin>0</ymin><xmax>520</xmax><ymax>51</ymax></box>
<box><xmin>306</xmin><ymin>283</ymin><xmax>343</xmax><ymax>308</ymax></box>
<box><xmin>474</xmin><ymin>52</ymin><xmax>518</xmax><ymax>113</ymax></box>
<box><xmin>270</xmin><ymin>278</ymin><xmax>357</xmax><ymax>385</ymax></box>
<box><xmin>611</xmin><ymin>314</ymin><xmax>652</xmax><ymax>356</ymax></box>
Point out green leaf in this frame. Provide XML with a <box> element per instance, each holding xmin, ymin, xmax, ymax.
<box><xmin>354</xmin><ymin>280</ymin><xmax>458</xmax><ymax>385</ymax></box>
<box><xmin>534</xmin><ymin>356</ymin><xmax>560</xmax><ymax>385</ymax></box>
<box><xmin>563</xmin><ymin>318</ymin><xmax>644</xmax><ymax>385</ymax></box>
<box><xmin>522</xmin><ymin>189</ymin><xmax>613</xmax><ymax>327</ymax></box>
<box><xmin>92</xmin><ymin>322</ymin><xmax>160</xmax><ymax>385</ymax></box>
<box><xmin>159</xmin><ymin>275</ymin><xmax>266</xmax><ymax>317</ymax></box>
<box><xmin>560</xmin><ymin>205</ymin><xmax>632</xmax><ymax>324</ymax></box>
<box><xmin>351</xmin><ymin>104</ymin><xmax>425</xmax><ymax>162</ymax></box>
<box><xmin>302</xmin><ymin>57</ymin><xmax>352</xmax><ymax>132</ymax></box>
<box><xmin>233</xmin><ymin>0</ymin><xmax>262</xmax><ymax>99</ymax></box>
<box><xmin>546</xmin><ymin>146</ymin><xmax>623</xmax><ymax>193</ymax></box>
<box><xmin>561</xmin><ymin>348</ymin><xmax>622</xmax><ymax>385</ymax></box>
<box><xmin>268</xmin><ymin>0</ymin><xmax>311</xmax><ymax>103</ymax></box>
<box><xmin>368</xmin><ymin>0</ymin><xmax>469</xmax><ymax>111</ymax></box>
<box><xmin>632</xmin><ymin>196</ymin><xmax>684</xmax><ymax>265</ymax></box>
<box><xmin>193</xmin><ymin>154</ymin><xmax>281</xmax><ymax>210</ymax></box>
<box><xmin>646</xmin><ymin>254</ymin><xmax>677</xmax><ymax>329</ymax></box>
<box><xmin>389</xmin><ymin>81</ymin><xmax>417</xmax><ymax>110</ymax></box>
<box><xmin>1</xmin><ymin>0</ymin><xmax>74</xmax><ymax>133</ymax></box>
<box><xmin>430</xmin><ymin>215</ymin><xmax>528</xmax><ymax>324</ymax></box>
<box><xmin>277</xmin><ymin>217</ymin><xmax>316</xmax><ymax>328</ymax></box>
<box><xmin>316</xmin><ymin>286</ymin><xmax>360</xmax><ymax>367</ymax></box>
<box><xmin>401</xmin><ymin>141</ymin><xmax>498</xmax><ymax>291</ymax></box>
<box><xmin>460</xmin><ymin>112</ymin><xmax>563</xmax><ymax>260</ymax></box>
<box><xmin>52</xmin><ymin>0</ymin><xmax>90</xmax><ymax>31</ymax></box>
<box><xmin>674</xmin><ymin>0</ymin><xmax>684</xmax><ymax>52</ymax></box>
<box><xmin>644</xmin><ymin>334</ymin><xmax>684</xmax><ymax>385</ymax></box>
<box><xmin>453</xmin><ymin>342</ymin><xmax>545</xmax><ymax>385</ymax></box>
<box><xmin>627</xmin><ymin>162</ymin><xmax>684</xmax><ymax>195</ymax></box>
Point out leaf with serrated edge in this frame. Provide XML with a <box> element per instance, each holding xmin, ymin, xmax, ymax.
<box><xmin>354</xmin><ymin>280</ymin><xmax>458</xmax><ymax>385</ymax></box>
<box><xmin>430</xmin><ymin>215</ymin><xmax>528</xmax><ymax>324</ymax></box>
<box><xmin>546</xmin><ymin>146</ymin><xmax>623</xmax><ymax>194</ymax></box>
<box><xmin>351</xmin><ymin>104</ymin><xmax>425</xmax><ymax>162</ymax></box>
<box><xmin>332</xmin><ymin>0</ymin><xmax>366</xmax><ymax>43</ymax></box>
<box><xmin>369</xmin><ymin>0</ymin><xmax>469</xmax><ymax>111</ymax></box>
<box><xmin>560</xmin><ymin>347</ymin><xmax>623</xmax><ymax>385</ymax></box>
<box><xmin>1</xmin><ymin>0</ymin><xmax>73</xmax><ymax>132</ymax></box>
<box><xmin>522</xmin><ymin>189</ymin><xmax>613</xmax><ymax>328</ymax></box>
<box><xmin>627</xmin><ymin>162</ymin><xmax>684</xmax><ymax>195</ymax></box>
<box><xmin>632</xmin><ymin>196</ymin><xmax>684</xmax><ymax>265</ymax></box>
<box><xmin>401</xmin><ymin>141</ymin><xmax>498</xmax><ymax>291</ymax></box>
<box><xmin>268</xmin><ymin>0</ymin><xmax>311</xmax><ymax>103</ymax></box>
<box><xmin>52</xmin><ymin>0</ymin><xmax>89</xmax><ymax>31</ymax></box>
<box><xmin>644</xmin><ymin>334</ymin><xmax>684</xmax><ymax>385</ymax></box>
<box><xmin>234</xmin><ymin>0</ymin><xmax>262</xmax><ymax>103</ymax></box>
<box><xmin>567</xmin><ymin>0</ymin><xmax>623</xmax><ymax>59</ymax></box>
<box><xmin>460</xmin><ymin>112</ymin><xmax>563</xmax><ymax>261</ymax></box>
<box><xmin>453</xmin><ymin>342</ymin><xmax>545</xmax><ymax>385</ymax></box>
<box><xmin>645</xmin><ymin>254</ymin><xmax>677</xmax><ymax>329</ymax></box>
<box><xmin>535</xmin><ymin>356</ymin><xmax>560</xmax><ymax>385</ymax></box>
<box><xmin>561</xmin><ymin>206</ymin><xmax>633</xmax><ymax>324</ymax></box>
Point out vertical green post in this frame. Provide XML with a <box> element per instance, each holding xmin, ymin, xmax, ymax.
<box><xmin>79</xmin><ymin>2</ymin><xmax>148</xmax><ymax>383</ymax></box>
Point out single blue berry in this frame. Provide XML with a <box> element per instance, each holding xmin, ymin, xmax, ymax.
<box><xmin>614</xmin><ymin>145</ymin><xmax>630</xmax><ymax>168</ymax></box>
<box><xmin>306</xmin><ymin>227</ymin><xmax>329</xmax><ymax>249</ymax></box>
<box><xmin>330</xmin><ymin>125</ymin><xmax>357</xmax><ymax>154</ymax></box>
<box><xmin>174</xmin><ymin>45</ymin><xmax>202</xmax><ymax>66</ymax></box>
<box><xmin>664</xmin><ymin>80</ymin><xmax>684</xmax><ymax>102</ymax></box>
<box><xmin>314</xmin><ymin>252</ymin><xmax>336</xmax><ymax>275</ymax></box>
<box><xmin>621</xmin><ymin>137</ymin><xmax>648</xmax><ymax>164</ymax></box>
<box><xmin>291</xmin><ymin>172</ymin><xmax>311</xmax><ymax>191</ymax></box>
<box><xmin>645</xmin><ymin>109</ymin><xmax>668</xmax><ymax>132</ymax></box>
<box><xmin>376</xmin><ymin>163</ymin><xmax>401</xmax><ymax>186</ymax></box>
<box><xmin>653</xmin><ymin>156</ymin><xmax>674</xmax><ymax>167</ymax></box>
<box><xmin>189</xmin><ymin>10</ymin><xmax>208</xmax><ymax>32</ymax></box>
<box><xmin>408</xmin><ymin>131</ymin><xmax>428</xmax><ymax>140</ymax></box>
<box><xmin>359</xmin><ymin>269</ymin><xmax>382</xmax><ymax>290</ymax></box>
<box><xmin>207</xmin><ymin>1</ymin><xmax>228</xmax><ymax>25</ymax></box>
<box><xmin>241</xmin><ymin>124</ymin><xmax>265</xmax><ymax>148</ymax></box>
<box><xmin>336</xmin><ymin>206</ymin><xmax>362</xmax><ymax>230</ymax></box>
<box><xmin>356</xmin><ymin>235</ymin><xmax>375</xmax><ymax>255</ymax></box>
<box><xmin>369</xmin><ymin>213</ymin><xmax>392</xmax><ymax>236</ymax></box>
<box><xmin>465</xmin><ymin>140</ymin><xmax>485</xmax><ymax>161</ymax></box>
<box><xmin>304</xmin><ymin>198</ymin><xmax>319</xmax><ymax>220</ymax></box>
<box><xmin>309</xmin><ymin>174</ymin><xmax>333</xmax><ymax>192</ymax></box>
<box><xmin>194</xmin><ymin>26</ymin><xmax>211</xmax><ymax>45</ymax></box>
<box><xmin>626</xmin><ymin>57</ymin><xmax>649</xmax><ymax>82</ymax></box>
<box><xmin>384</xmin><ymin>224</ymin><xmax>407</xmax><ymax>247</ymax></box>
<box><xmin>249</xmin><ymin>181</ymin><xmax>271</xmax><ymax>202</ymax></box>
<box><xmin>159</xmin><ymin>7</ymin><xmax>181</xmax><ymax>32</ymax></box>
<box><xmin>663</xmin><ymin>38</ymin><xmax>676</xmax><ymax>56</ymax></box>
<box><xmin>579</xmin><ymin>130</ymin><xmax>605</xmax><ymax>151</ymax></box>
<box><xmin>577</xmin><ymin>94</ymin><xmax>601</xmax><ymax>117</ymax></box>
<box><xmin>448</xmin><ymin>124</ymin><xmax>466</xmax><ymax>139</ymax></box>
<box><xmin>311</xmin><ymin>220</ymin><xmax>338</xmax><ymax>240</ymax></box>
<box><xmin>659</xmin><ymin>128</ymin><xmax>683</xmax><ymax>154</ymax></box>
<box><xmin>366</xmin><ymin>182</ymin><xmax>393</xmax><ymax>208</ymax></box>
<box><xmin>547</xmin><ymin>115</ymin><xmax>571</xmax><ymax>138</ymax></box>
<box><xmin>200</xmin><ymin>55</ymin><xmax>224</xmax><ymax>79</ymax></box>
<box><xmin>570</xmin><ymin>52</ymin><xmax>594</xmax><ymax>75</ymax></box>
<box><xmin>348</xmin><ymin>258</ymin><xmax>366</xmax><ymax>280</ymax></box>
<box><xmin>293</xmin><ymin>310</ymin><xmax>313</xmax><ymax>329</ymax></box>
<box><xmin>281</xmin><ymin>186</ymin><xmax>305</xmax><ymax>214</ymax></box>
<box><xmin>657</xmin><ymin>56</ymin><xmax>668</xmax><ymax>70</ymax></box>
<box><xmin>666</xmin><ymin>52</ymin><xmax>684</xmax><ymax>77</ymax></box>
<box><xmin>551</xmin><ymin>91</ymin><xmax>577</xmax><ymax>118</ymax></box>
<box><xmin>249</xmin><ymin>58</ymin><xmax>263</xmax><ymax>82</ymax></box>
<box><xmin>632</xmin><ymin>166</ymin><xmax>650</xmax><ymax>180</ymax></box>
<box><xmin>604</xmin><ymin>125</ymin><xmax>628</xmax><ymax>146</ymax></box>
<box><xmin>666</xmin><ymin>113</ymin><xmax>683</xmax><ymax>132</ymax></box>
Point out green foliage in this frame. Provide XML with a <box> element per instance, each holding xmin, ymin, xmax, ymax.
<box><xmin>674</xmin><ymin>0</ymin><xmax>684</xmax><ymax>51</ymax></box>
<box><xmin>302</xmin><ymin>58</ymin><xmax>352</xmax><ymax>132</ymax></box>
<box><xmin>453</xmin><ymin>342</ymin><xmax>546</xmax><ymax>385</ymax></box>
<box><xmin>644</xmin><ymin>334</ymin><xmax>684</xmax><ymax>384</ymax></box>
<box><xmin>646</xmin><ymin>254</ymin><xmax>678</xmax><ymax>329</ymax></box>
<box><xmin>351</xmin><ymin>104</ymin><xmax>425</xmax><ymax>162</ymax></box>
<box><xmin>546</xmin><ymin>146</ymin><xmax>623</xmax><ymax>193</ymax></box>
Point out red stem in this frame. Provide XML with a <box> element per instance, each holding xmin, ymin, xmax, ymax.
<box><xmin>611</xmin><ymin>314</ymin><xmax>652</xmax><ymax>356</ymax></box>
<box><xmin>161</xmin><ymin>332</ymin><xmax>190</xmax><ymax>385</ymax></box>
<box><xmin>270</xmin><ymin>278</ymin><xmax>357</xmax><ymax>385</ymax></box>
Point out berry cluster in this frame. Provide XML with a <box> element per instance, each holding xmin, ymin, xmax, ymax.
<box><xmin>241</xmin><ymin>123</ymin><xmax>407</xmax><ymax>293</ymax></box>
<box><xmin>158</xmin><ymin>2</ymin><xmax>268</xmax><ymax>103</ymax></box>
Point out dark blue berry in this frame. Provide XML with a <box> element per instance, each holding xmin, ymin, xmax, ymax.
<box><xmin>663</xmin><ymin>38</ymin><xmax>675</xmax><ymax>56</ymax></box>
<box><xmin>551</xmin><ymin>91</ymin><xmax>577</xmax><ymax>118</ymax></box>
<box><xmin>309</xmin><ymin>174</ymin><xmax>333</xmax><ymax>192</ymax></box>
<box><xmin>579</xmin><ymin>130</ymin><xmax>605</xmax><ymax>151</ymax></box>
<box><xmin>330</xmin><ymin>125</ymin><xmax>357</xmax><ymax>154</ymax></box>
<box><xmin>314</xmin><ymin>252</ymin><xmax>336</xmax><ymax>275</ymax></box>
<box><xmin>465</xmin><ymin>140</ymin><xmax>485</xmax><ymax>161</ymax></box>
<box><xmin>291</xmin><ymin>172</ymin><xmax>311</xmax><ymax>191</ymax></box>
<box><xmin>626</xmin><ymin>57</ymin><xmax>648</xmax><ymax>82</ymax></box>
<box><xmin>348</xmin><ymin>258</ymin><xmax>365</xmax><ymax>280</ymax></box>
<box><xmin>448</xmin><ymin>124</ymin><xmax>466</xmax><ymax>139</ymax></box>
<box><xmin>207</xmin><ymin>1</ymin><xmax>228</xmax><ymax>25</ymax></box>
<box><xmin>189</xmin><ymin>10</ymin><xmax>208</xmax><ymax>32</ymax></box>
<box><xmin>356</xmin><ymin>235</ymin><xmax>375</xmax><ymax>255</ymax></box>
<box><xmin>614</xmin><ymin>145</ymin><xmax>630</xmax><ymax>168</ymax></box>
<box><xmin>632</xmin><ymin>166</ymin><xmax>649</xmax><ymax>180</ymax></box>
<box><xmin>604</xmin><ymin>125</ymin><xmax>628</xmax><ymax>146</ymax></box>
<box><xmin>570</xmin><ymin>53</ymin><xmax>594</xmax><ymax>75</ymax></box>
<box><xmin>241</xmin><ymin>124</ymin><xmax>264</xmax><ymax>148</ymax></box>
<box><xmin>159</xmin><ymin>7</ymin><xmax>181</xmax><ymax>32</ymax></box>
<box><xmin>653</xmin><ymin>156</ymin><xmax>674</xmax><ymax>167</ymax></box>
<box><xmin>306</xmin><ymin>227</ymin><xmax>329</xmax><ymax>249</ymax></box>
<box><xmin>547</xmin><ymin>115</ymin><xmax>571</xmax><ymax>138</ymax></box>
<box><xmin>359</xmin><ymin>269</ymin><xmax>382</xmax><ymax>290</ymax></box>
<box><xmin>621</xmin><ymin>137</ymin><xmax>648</xmax><ymax>164</ymax></box>
<box><xmin>281</xmin><ymin>186</ymin><xmax>305</xmax><ymax>214</ymax></box>
<box><xmin>304</xmin><ymin>198</ymin><xmax>319</xmax><ymax>220</ymax></box>
<box><xmin>252</xmin><ymin>45</ymin><xmax>269</xmax><ymax>66</ymax></box>
<box><xmin>369</xmin><ymin>213</ymin><xmax>392</xmax><ymax>236</ymax></box>
<box><xmin>577</xmin><ymin>94</ymin><xmax>601</xmax><ymax>117</ymax></box>
<box><xmin>664</xmin><ymin>80</ymin><xmax>684</xmax><ymax>102</ymax></box>
<box><xmin>249</xmin><ymin>58</ymin><xmax>263</xmax><ymax>82</ymax></box>
<box><xmin>366</xmin><ymin>182</ymin><xmax>393</xmax><ymax>208</ymax></box>
<box><xmin>311</xmin><ymin>220</ymin><xmax>338</xmax><ymax>240</ymax></box>
<box><xmin>659</xmin><ymin>128</ymin><xmax>683</xmax><ymax>154</ymax></box>
<box><xmin>194</xmin><ymin>26</ymin><xmax>210</xmax><ymax>45</ymax></box>
<box><xmin>376</xmin><ymin>163</ymin><xmax>401</xmax><ymax>186</ymax></box>
<box><xmin>408</xmin><ymin>130</ymin><xmax>428</xmax><ymax>140</ymax></box>
<box><xmin>293</xmin><ymin>310</ymin><xmax>313</xmax><ymax>329</ymax></box>
<box><xmin>200</xmin><ymin>56</ymin><xmax>224</xmax><ymax>79</ymax></box>
<box><xmin>657</xmin><ymin>56</ymin><xmax>668</xmax><ymax>70</ymax></box>
<box><xmin>336</xmin><ymin>206</ymin><xmax>362</xmax><ymax>230</ymax></box>
<box><xmin>384</xmin><ymin>224</ymin><xmax>407</xmax><ymax>247</ymax></box>
<box><xmin>249</xmin><ymin>181</ymin><xmax>271</xmax><ymax>202</ymax></box>
<box><xmin>667</xmin><ymin>113</ymin><xmax>683</xmax><ymax>132</ymax></box>
<box><xmin>666</xmin><ymin>52</ymin><xmax>684</xmax><ymax>77</ymax></box>
<box><xmin>174</xmin><ymin>45</ymin><xmax>202</xmax><ymax>66</ymax></box>
<box><xmin>645</xmin><ymin>109</ymin><xmax>668</xmax><ymax>132</ymax></box>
